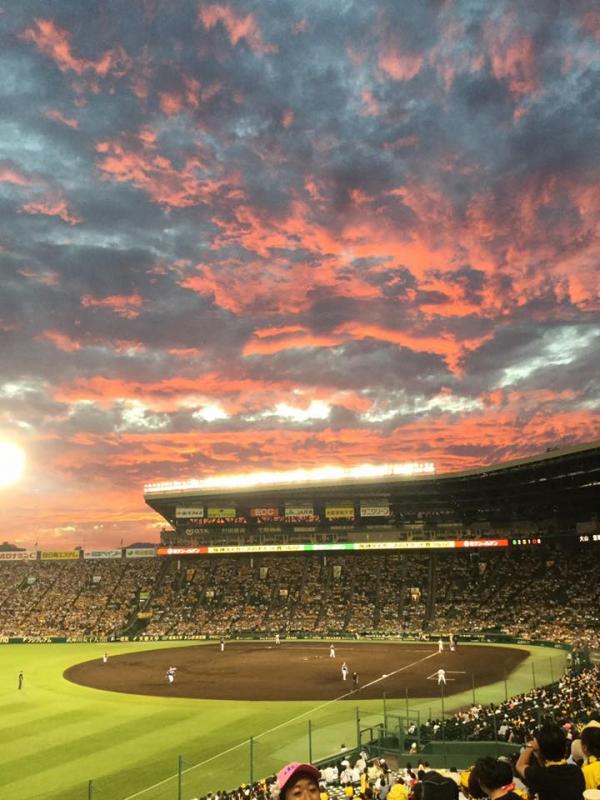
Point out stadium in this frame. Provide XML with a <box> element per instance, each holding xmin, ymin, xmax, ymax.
<box><xmin>2</xmin><ymin>441</ymin><xmax>599</xmax><ymax>800</ymax></box>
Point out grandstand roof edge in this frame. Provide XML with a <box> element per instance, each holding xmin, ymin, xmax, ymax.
<box><xmin>143</xmin><ymin>439</ymin><xmax>600</xmax><ymax>501</ymax></box>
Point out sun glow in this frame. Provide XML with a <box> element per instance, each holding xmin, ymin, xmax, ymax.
<box><xmin>0</xmin><ymin>442</ymin><xmax>26</xmax><ymax>488</ymax></box>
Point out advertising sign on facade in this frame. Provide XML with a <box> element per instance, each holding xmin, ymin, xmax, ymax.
<box><xmin>125</xmin><ymin>548</ymin><xmax>156</xmax><ymax>558</ymax></box>
<box><xmin>325</xmin><ymin>504</ymin><xmax>355</xmax><ymax>520</ymax></box>
<box><xmin>0</xmin><ymin>551</ymin><xmax>36</xmax><ymax>560</ymax></box>
<box><xmin>285</xmin><ymin>503</ymin><xmax>314</xmax><ymax>518</ymax></box>
<box><xmin>360</xmin><ymin>504</ymin><xmax>390</xmax><ymax>517</ymax></box>
<box><xmin>250</xmin><ymin>507</ymin><xmax>279</xmax><ymax>518</ymax></box>
<box><xmin>84</xmin><ymin>550</ymin><xmax>122</xmax><ymax>559</ymax></box>
<box><xmin>206</xmin><ymin>507</ymin><xmax>236</xmax><ymax>518</ymax></box>
<box><xmin>175</xmin><ymin>507</ymin><xmax>204</xmax><ymax>519</ymax></box>
<box><xmin>41</xmin><ymin>551</ymin><xmax>80</xmax><ymax>560</ymax></box>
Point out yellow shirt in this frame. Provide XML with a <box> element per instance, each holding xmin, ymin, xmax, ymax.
<box><xmin>387</xmin><ymin>783</ymin><xmax>409</xmax><ymax>800</ymax></box>
<box><xmin>583</xmin><ymin>756</ymin><xmax>600</xmax><ymax>791</ymax></box>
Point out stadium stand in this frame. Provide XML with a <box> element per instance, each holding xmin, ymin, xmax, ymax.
<box><xmin>1</xmin><ymin>543</ymin><xmax>599</xmax><ymax>646</ymax></box>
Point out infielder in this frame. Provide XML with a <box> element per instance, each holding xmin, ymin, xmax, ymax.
<box><xmin>275</xmin><ymin>633</ymin><xmax>280</xmax><ymax>645</ymax></box>
<box><xmin>437</xmin><ymin>668</ymin><xmax>446</xmax><ymax>685</ymax></box>
<box><xmin>341</xmin><ymin>661</ymin><xmax>349</xmax><ymax>681</ymax></box>
<box><xmin>166</xmin><ymin>666</ymin><xmax>177</xmax><ymax>685</ymax></box>
<box><xmin>102</xmin><ymin>652</ymin><xmax>108</xmax><ymax>664</ymax></box>
<box><xmin>220</xmin><ymin>638</ymin><xmax>225</xmax><ymax>652</ymax></box>
<box><xmin>438</xmin><ymin>638</ymin><xmax>444</xmax><ymax>653</ymax></box>
<box><xmin>329</xmin><ymin>643</ymin><xmax>336</xmax><ymax>658</ymax></box>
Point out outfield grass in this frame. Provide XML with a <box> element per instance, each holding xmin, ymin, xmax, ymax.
<box><xmin>0</xmin><ymin>641</ymin><xmax>566</xmax><ymax>800</ymax></box>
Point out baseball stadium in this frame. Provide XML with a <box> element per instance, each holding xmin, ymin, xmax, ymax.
<box><xmin>1</xmin><ymin>441</ymin><xmax>599</xmax><ymax>800</ymax></box>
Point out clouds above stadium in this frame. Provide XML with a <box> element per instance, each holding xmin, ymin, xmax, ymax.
<box><xmin>0</xmin><ymin>1</ymin><xmax>598</xmax><ymax>548</ymax></box>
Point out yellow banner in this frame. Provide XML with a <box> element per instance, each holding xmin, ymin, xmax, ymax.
<box><xmin>41</xmin><ymin>551</ymin><xmax>80</xmax><ymax>560</ymax></box>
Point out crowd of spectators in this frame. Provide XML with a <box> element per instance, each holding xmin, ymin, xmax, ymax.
<box><xmin>0</xmin><ymin>546</ymin><xmax>598</xmax><ymax>650</ymax></box>
<box><xmin>410</xmin><ymin>663</ymin><xmax>600</xmax><ymax>748</ymax></box>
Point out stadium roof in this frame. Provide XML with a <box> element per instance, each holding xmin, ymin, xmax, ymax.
<box><xmin>144</xmin><ymin>440</ymin><xmax>600</xmax><ymax>524</ymax></box>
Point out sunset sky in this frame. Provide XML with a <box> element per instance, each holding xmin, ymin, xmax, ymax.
<box><xmin>0</xmin><ymin>1</ymin><xmax>599</xmax><ymax>550</ymax></box>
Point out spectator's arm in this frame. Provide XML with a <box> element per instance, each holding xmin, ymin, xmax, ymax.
<box><xmin>515</xmin><ymin>744</ymin><xmax>535</xmax><ymax>780</ymax></box>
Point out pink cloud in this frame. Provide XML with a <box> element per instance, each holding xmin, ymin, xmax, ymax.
<box><xmin>95</xmin><ymin>129</ymin><xmax>239</xmax><ymax>208</ymax></box>
<box><xmin>41</xmin><ymin>330</ymin><xmax>81</xmax><ymax>352</ymax></box>
<box><xmin>378</xmin><ymin>42</ymin><xmax>423</xmax><ymax>81</ymax></box>
<box><xmin>198</xmin><ymin>4</ymin><xmax>277</xmax><ymax>55</ymax></box>
<box><xmin>81</xmin><ymin>293</ymin><xmax>144</xmax><ymax>319</ymax></box>
<box><xmin>0</xmin><ymin>164</ymin><xmax>32</xmax><ymax>186</ymax></box>
<box><xmin>45</xmin><ymin>109</ymin><xmax>79</xmax><ymax>129</ymax></box>
<box><xmin>21</xmin><ymin>196</ymin><xmax>81</xmax><ymax>225</ymax></box>
<box><xmin>21</xmin><ymin>18</ymin><xmax>131</xmax><ymax>77</ymax></box>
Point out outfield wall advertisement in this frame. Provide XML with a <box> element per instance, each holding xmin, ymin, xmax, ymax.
<box><xmin>0</xmin><ymin>551</ymin><xmax>36</xmax><ymax>560</ymax></box>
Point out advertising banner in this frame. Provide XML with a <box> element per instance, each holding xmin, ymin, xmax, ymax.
<box><xmin>41</xmin><ymin>551</ymin><xmax>80</xmax><ymax>560</ymax></box>
<box><xmin>125</xmin><ymin>548</ymin><xmax>156</xmax><ymax>558</ymax></box>
<box><xmin>455</xmin><ymin>539</ymin><xmax>509</xmax><ymax>548</ymax></box>
<box><xmin>285</xmin><ymin>503</ymin><xmax>314</xmax><ymax>518</ymax></box>
<box><xmin>176</xmin><ymin>507</ymin><xmax>204</xmax><ymax>519</ymax></box>
<box><xmin>360</xmin><ymin>505</ymin><xmax>390</xmax><ymax>517</ymax></box>
<box><xmin>250</xmin><ymin>507</ymin><xmax>279</xmax><ymax>518</ymax></box>
<box><xmin>84</xmin><ymin>550</ymin><xmax>122</xmax><ymax>559</ymax></box>
<box><xmin>157</xmin><ymin>547</ymin><xmax>207</xmax><ymax>556</ymax></box>
<box><xmin>0</xmin><ymin>551</ymin><xmax>36</xmax><ymax>560</ymax></box>
<box><xmin>325</xmin><ymin>504</ymin><xmax>355</xmax><ymax>520</ymax></box>
<box><xmin>139</xmin><ymin>590</ymin><xmax>150</xmax><ymax>602</ymax></box>
<box><xmin>206</xmin><ymin>507</ymin><xmax>236</xmax><ymax>518</ymax></box>
<box><xmin>137</xmin><ymin>611</ymin><xmax>153</xmax><ymax>619</ymax></box>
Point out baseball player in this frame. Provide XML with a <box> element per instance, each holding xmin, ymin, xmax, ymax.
<box><xmin>18</xmin><ymin>670</ymin><xmax>23</xmax><ymax>690</ymax></box>
<box><xmin>352</xmin><ymin>671</ymin><xmax>359</xmax><ymax>689</ymax></box>
<box><xmin>275</xmin><ymin>633</ymin><xmax>280</xmax><ymax>645</ymax></box>
<box><xmin>449</xmin><ymin>633</ymin><xmax>455</xmax><ymax>652</ymax></box>
<box><xmin>341</xmin><ymin>661</ymin><xmax>349</xmax><ymax>681</ymax></box>
<box><xmin>102</xmin><ymin>652</ymin><xmax>108</xmax><ymax>664</ymax></box>
<box><xmin>438</xmin><ymin>638</ymin><xmax>444</xmax><ymax>653</ymax></box>
<box><xmin>329</xmin><ymin>643</ymin><xmax>336</xmax><ymax>658</ymax></box>
<box><xmin>166</xmin><ymin>666</ymin><xmax>177</xmax><ymax>685</ymax></box>
<box><xmin>437</xmin><ymin>668</ymin><xmax>446</xmax><ymax>685</ymax></box>
<box><xmin>220</xmin><ymin>638</ymin><xmax>225</xmax><ymax>652</ymax></box>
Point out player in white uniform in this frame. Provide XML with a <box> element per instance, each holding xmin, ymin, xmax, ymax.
<box><xmin>341</xmin><ymin>661</ymin><xmax>349</xmax><ymax>681</ymax></box>
<box><xmin>449</xmin><ymin>633</ymin><xmax>455</xmax><ymax>652</ymax></box>
<box><xmin>102</xmin><ymin>652</ymin><xmax>108</xmax><ymax>664</ymax></box>
<box><xmin>275</xmin><ymin>633</ymin><xmax>280</xmax><ymax>645</ymax></box>
<box><xmin>438</xmin><ymin>638</ymin><xmax>444</xmax><ymax>653</ymax></box>
<box><xmin>329</xmin><ymin>643</ymin><xmax>336</xmax><ymax>658</ymax></box>
<box><xmin>220</xmin><ymin>638</ymin><xmax>225</xmax><ymax>652</ymax></box>
<box><xmin>437</xmin><ymin>668</ymin><xmax>446</xmax><ymax>685</ymax></box>
<box><xmin>166</xmin><ymin>666</ymin><xmax>177</xmax><ymax>684</ymax></box>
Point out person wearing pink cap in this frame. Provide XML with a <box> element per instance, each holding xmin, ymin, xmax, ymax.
<box><xmin>277</xmin><ymin>762</ymin><xmax>321</xmax><ymax>800</ymax></box>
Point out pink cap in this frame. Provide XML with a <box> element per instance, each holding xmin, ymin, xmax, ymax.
<box><xmin>277</xmin><ymin>763</ymin><xmax>320</xmax><ymax>791</ymax></box>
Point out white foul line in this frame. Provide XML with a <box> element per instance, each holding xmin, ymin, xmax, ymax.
<box><xmin>121</xmin><ymin>649</ymin><xmax>439</xmax><ymax>800</ymax></box>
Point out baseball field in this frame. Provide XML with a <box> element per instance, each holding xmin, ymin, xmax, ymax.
<box><xmin>0</xmin><ymin>640</ymin><xmax>567</xmax><ymax>800</ymax></box>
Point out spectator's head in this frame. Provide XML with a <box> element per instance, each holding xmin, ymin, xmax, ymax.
<box><xmin>468</xmin><ymin>757</ymin><xmax>514</xmax><ymax>798</ymax></box>
<box><xmin>277</xmin><ymin>764</ymin><xmax>320</xmax><ymax>800</ymax></box>
<box><xmin>581</xmin><ymin>724</ymin><xmax>600</xmax><ymax>758</ymax></box>
<box><xmin>533</xmin><ymin>723</ymin><xmax>567</xmax><ymax>761</ymax></box>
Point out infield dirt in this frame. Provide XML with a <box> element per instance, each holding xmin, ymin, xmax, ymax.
<box><xmin>64</xmin><ymin>641</ymin><xmax>528</xmax><ymax>701</ymax></box>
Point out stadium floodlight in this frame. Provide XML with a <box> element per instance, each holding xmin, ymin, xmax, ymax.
<box><xmin>144</xmin><ymin>461</ymin><xmax>436</xmax><ymax>495</ymax></box>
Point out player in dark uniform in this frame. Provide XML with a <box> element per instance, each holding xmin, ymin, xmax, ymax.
<box><xmin>352</xmin><ymin>671</ymin><xmax>359</xmax><ymax>689</ymax></box>
<box><xmin>18</xmin><ymin>670</ymin><xmax>23</xmax><ymax>690</ymax></box>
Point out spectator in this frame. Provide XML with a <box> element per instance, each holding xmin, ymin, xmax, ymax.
<box><xmin>277</xmin><ymin>763</ymin><xmax>321</xmax><ymax>800</ymax></box>
<box><xmin>581</xmin><ymin>723</ymin><xmax>600</xmax><ymax>791</ymax></box>
<box><xmin>516</xmin><ymin>723</ymin><xmax>585</xmax><ymax>800</ymax></box>
<box><xmin>467</xmin><ymin>757</ymin><xmax>523</xmax><ymax>799</ymax></box>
